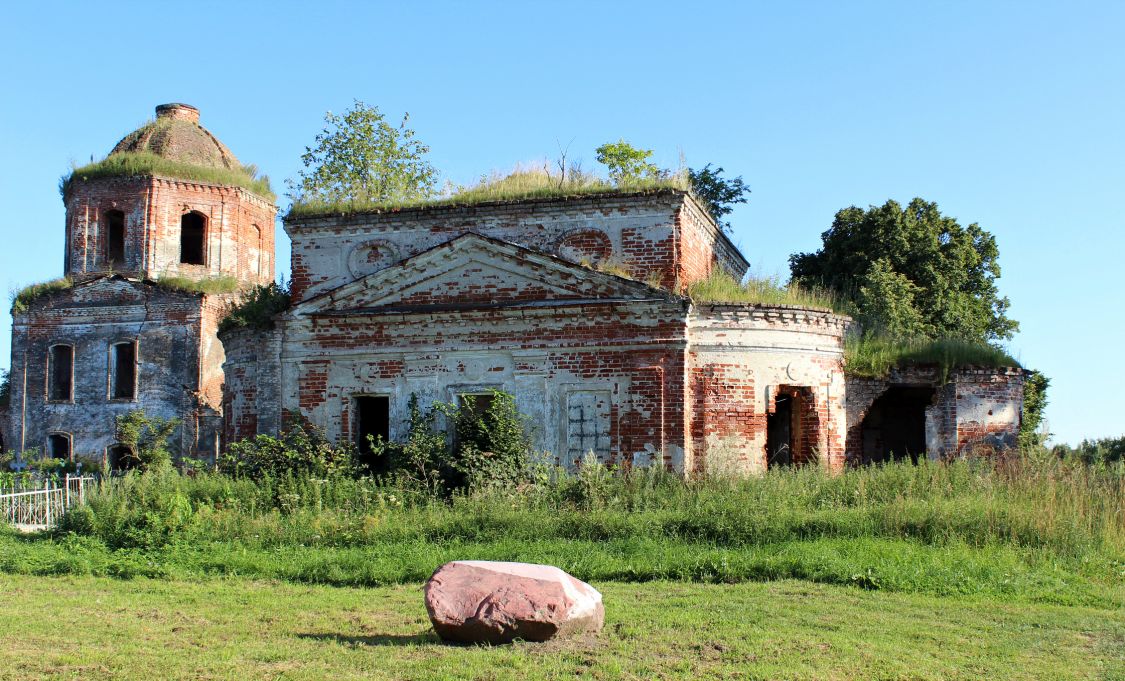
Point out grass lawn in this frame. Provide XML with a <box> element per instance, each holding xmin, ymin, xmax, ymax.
<box><xmin>1</xmin><ymin>575</ymin><xmax>1121</xmax><ymax>681</ymax></box>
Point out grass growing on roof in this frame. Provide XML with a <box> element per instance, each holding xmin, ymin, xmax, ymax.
<box><xmin>154</xmin><ymin>274</ymin><xmax>240</xmax><ymax>295</ymax></box>
<box><xmin>846</xmin><ymin>333</ymin><xmax>1020</xmax><ymax>380</ymax></box>
<box><xmin>688</xmin><ymin>270</ymin><xmax>847</xmax><ymax>312</ymax></box>
<box><xmin>61</xmin><ymin>151</ymin><xmax>276</xmax><ymax>201</ymax></box>
<box><xmin>288</xmin><ymin>167</ymin><xmax>692</xmax><ymax>218</ymax></box>
<box><xmin>10</xmin><ymin>276</ymin><xmax>72</xmax><ymax>313</ymax></box>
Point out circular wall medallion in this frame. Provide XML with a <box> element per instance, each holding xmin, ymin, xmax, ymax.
<box><xmin>347</xmin><ymin>240</ymin><xmax>400</xmax><ymax>278</ymax></box>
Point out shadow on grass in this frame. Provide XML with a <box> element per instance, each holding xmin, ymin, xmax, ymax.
<box><xmin>297</xmin><ymin>632</ymin><xmax>443</xmax><ymax>647</ymax></box>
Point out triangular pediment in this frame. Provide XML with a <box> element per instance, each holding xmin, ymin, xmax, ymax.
<box><xmin>295</xmin><ymin>233</ymin><xmax>676</xmax><ymax>314</ymax></box>
<box><xmin>27</xmin><ymin>276</ymin><xmax>149</xmax><ymax>310</ymax></box>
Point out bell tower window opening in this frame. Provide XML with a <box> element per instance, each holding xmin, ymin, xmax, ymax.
<box><xmin>48</xmin><ymin>344</ymin><xmax>74</xmax><ymax>402</ymax></box>
<box><xmin>106</xmin><ymin>210</ymin><xmax>126</xmax><ymax>268</ymax></box>
<box><xmin>180</xmin><ymin>212</ymin><xmax>207</xmax><ymax>265</ymax></box>
<box><xmin>110</xmin><ymin>341</ymin><xmax>137</xmax><ymax>400</ymax></box>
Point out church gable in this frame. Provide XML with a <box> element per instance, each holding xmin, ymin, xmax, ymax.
<box><xmin>30</xmin><ymin>276</ymin><xmax>148</xmax><ymax>310</ymax></box>
<box><xmin>296</xmin><ymin>233</ymin><xmax>674</xmax><ymax>313</ymax></box>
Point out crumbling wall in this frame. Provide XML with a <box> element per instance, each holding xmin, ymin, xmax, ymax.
<box><xmin>687</xmin><ymin>305</ymin><xmax>849</xmax><ymax>475</ymax></box>
<box><xmin>276</xmin><ymin>300</ymin><xmax>690</xmax><ymax>471</ymax></box>
<box><xmin>221</xmin><ymin>326</ymin><xmax>283</xmax><ymax>444</ymax></box>
<box><xmin>6</xmin><ymin>278</ymin><xmax>213</xmax><ymax>463</ymax></box>
<box><xmin>844</xmin><ymin>367</ymin><xmax>1025</xmax><ymax>463</ymax></box>
<box><xmin>951</xmin><ymin>368</ymin><xmax>1026</xmax><ymax>453</ymax></box>
<box><xmin>286</xmin><ymin>191</ymin><xmax>748</xmax><ymax>302</ymax></box>
<box><xmin>675</xmin><ymin>196</ymin><xmax>746</xmax><ymax>287</ymax></box>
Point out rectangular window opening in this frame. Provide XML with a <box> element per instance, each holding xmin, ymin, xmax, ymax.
<box><xmin>106</xmin><ymin>210</ymin><xmax>125</xmax><ymax>267</ymax></box>
<box><xmin>111</xmin><ymin>342</ymin><xmax>137</xmax><ymax>400</ymax></box>
<box><xmin>180</xmin><ymin>212</ymin><xmax>206</xmax><ymax>265</ymax></box>
<box><xmin>48</xmin><ymin>345</ymin><xmax>73</xmax><ymax>401</ymax></box>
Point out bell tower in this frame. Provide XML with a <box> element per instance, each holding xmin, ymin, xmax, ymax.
<box><xmin>62</xmin><ymin>103</ymin><xmax>276</xmax><ymax>285</ymax></box>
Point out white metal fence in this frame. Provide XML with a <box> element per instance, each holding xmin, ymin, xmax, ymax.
<box><xmin>0</xmin><ymin>475</ymin><xmax>94</xmax><ymax>531</ymax></box>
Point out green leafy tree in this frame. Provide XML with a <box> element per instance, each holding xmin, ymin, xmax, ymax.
<box><xmin>790</xmin><ymin>198</ymin><xmax>1018</xmax><ymax>342</ymax></box>
<box><xmin>0</xmin><ymin>368</ymin><xmax>9</xmax><ymax>408</ymax></box>
<box><xmin>687</xmin><ymin>164</ymin><xmax>750</xmax><ymax>232</ymax></box>
<box><xmin>289</xmin><ymin>100</ymin><xmax>438</xmax><ymax>204</ymax></box>
<box><xmin>854</xmin><ymin>259</ymin><xmax>932</xmax><ymax>339</ymax></box>
<box><xmin>595</xmin><ymin>140</ymin><xmax>663</xmax><ymax>184</ymax></box>
<box><xmin>114</xmin><ymin>410</ymin><xmax>180</xmax><ymax>472</ymax></box>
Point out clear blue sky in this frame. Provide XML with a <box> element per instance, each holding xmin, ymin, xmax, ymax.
<box><xmin>1</xmin><ymin>1</ymin><xmax>1122</xmax><ymax>445</ymax></box>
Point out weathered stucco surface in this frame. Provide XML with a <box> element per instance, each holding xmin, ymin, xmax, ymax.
<box><xmin>225</xmin><ymin>194</ymin><xmax>864</xmax><ymax>475</ymax></box>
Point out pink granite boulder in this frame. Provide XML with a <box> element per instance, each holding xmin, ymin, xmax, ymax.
<box><xmin>423</xmin><ymin>561</ymin><xmax>604</xmax><ymax>644</ymax></box>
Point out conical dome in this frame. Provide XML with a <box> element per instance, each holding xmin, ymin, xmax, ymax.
<box><xmin>109</xmin><ymin>103</ymin><xmax>240</xmax><ymax>170</ymax></box>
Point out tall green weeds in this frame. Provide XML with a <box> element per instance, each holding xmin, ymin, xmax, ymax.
<box><xmin>4</xmin><ymin>451</ymin><xmax>1119</xmax><ymax>603</ymax></box>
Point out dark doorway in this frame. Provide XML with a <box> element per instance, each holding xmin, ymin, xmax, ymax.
<box><xmin>767</xmin><ymin>394</ymin><xmax>793</xmax><ymax>467</ymax></box>
<box><xmin>180</xmin><ymin>212</ymin><xmax>206</xmax><ymax>265</ymax></box>
<box><xmin>106</xmin><ymin>210</ymin><xmax>125</xmax><ymax>267</ymax></box>
<box><xmin>48</xmin><ymin>434</ymin><xmax>71</xmax><ymax>460</ymax></box>
<box><xmin>111</xmin><ymin>342</ymin><xmax>136</xmax><ymax>399</ymax></box>
<box><xmin>355</xmin><ymin>396</ymin><xmax>390</xmax><ymax>471</ymax></box>
<box><xmin>108</xmin><ymin>444</ymin><xmax>136</xmax><ymax>472</ymax></box>
<box><xmin>860</xmin><ymin>387</ymin><xmax>936</xmax><ymax>464</ymax></box>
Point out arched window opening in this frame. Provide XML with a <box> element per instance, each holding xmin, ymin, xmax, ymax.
<box><xmin>110</xmin><ymin>341</ymin><xmax>137</xmax><ymax>400</ymax></box>
<box><xmin>108</xmin><ymin>444</ymin><xmax>137</xmax><ymax>472</ymax></box>
<box><xmin>106</xmin><ymin>210</ymin><xmax>126</xmax><ymax>267</ymax></box>
<box><xmin>48</xmin><ymin>344</ymin><xmax>74</xmax><ymax>401</ymax></box>
<box><xmin>48</xmin><ymin>433</ymin><xmax>71</xmax><ymax>460</ymax></box>
<box><xmin>180</xmin><ymin>212</ymin><xmax>206</xmax><ymax>265</ymax></box>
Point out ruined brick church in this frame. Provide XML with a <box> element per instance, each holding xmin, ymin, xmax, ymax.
<box><xmin>3</xmin><ymin>104</ymin><xmax>1026</xmax><ymax>474</ymax></box>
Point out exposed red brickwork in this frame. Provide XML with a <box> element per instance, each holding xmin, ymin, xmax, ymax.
<box><xmin>64</xmin><ymin>176</ymin><xmax>275</xmax><ymax>285</ymax></box>
<box><xmin>557</xmin><ymin>230</ymin><xmax>613</xmax><ymax>262</ymax></box>
<box><xmin>844</xmin><ymin>367</ymin><xmax>1025</xmax><ymax>462</ymax></box>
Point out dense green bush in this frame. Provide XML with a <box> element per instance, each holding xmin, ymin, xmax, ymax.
<box><xmin>221</xmin><ymin>426</ymin><xmax>358</xmax><ymax>480</ymax></box>
<box><xmin>217</xmin><ymin>281</ymin><xmax>291</xmax><ymax>333</ymax></box>
<box><xmin>366</xmin><ymin>390</ymin><xmax>537</xmax><ymax>493</ymax></box>
<box><xmin>114</xmin><ymin>410</ymin><xmax>179</xmax><ymax>472</ymax></box>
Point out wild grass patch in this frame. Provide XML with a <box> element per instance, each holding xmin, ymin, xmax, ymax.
<box><xmin>62</xmin><ymin>151</ymin><xmax>276</xmax><ymax>201</ymax></box>
<box><xmin>287</xmin><ymin>167</ymin><xmax>691</xmax><ymax>218</ymax></box>
<box><xmin>9</xmin><ymin>276</ymin><xmax>73</xmax><ymax>314</ymax></box>
<box><xmin>688</xmin><ymin>270</ymin><xmax>847</xmax><ymax>312</ymax></box>
<box><xmin>154</xmin><ymin>274</ymin><xmax>241</xmax><ymax>295</ymax></box>
<box><xmin>846</xmin><ymin>333</ymin><xmax>1020</xmax><ymax>380</ymax></box>
<box><xmin>5</xmin><ymin>454</ymin><xmax>1120</xmax><ymax>604</ymax></box>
